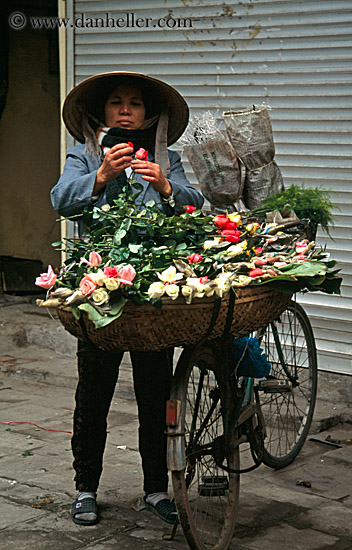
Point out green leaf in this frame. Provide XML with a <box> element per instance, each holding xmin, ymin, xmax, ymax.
<box><xmin>145</xmin><ymin>200</ymin><xmax>156</xmax><ymax>208</ymax></box>
<box><xmin>78</xmin><ymin>303</ymin><xmax>103</xmax><ymax>322</ymax></box>
<box><xmin>113</xmin><ymin>229</ymin><xmax>127</xmax><ymax>245</ymax></box>
<box><xmin>129</xmin><ymin>243</ymin><xmax>143</xmax><ymax>253</ymax></box>
<box><xmin>176</xmin><ymin>242</ymin><xmax>187</xmax><ymax>251</ymax></box>
<box><xmin>279</xmin><ymin>260</ymin><xmax>327</xmax><ymax>277</ymax></box>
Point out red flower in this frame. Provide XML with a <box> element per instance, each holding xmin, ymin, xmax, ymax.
<box><xmin>135</xmin><ymin>148</ymin><xmax>148</xmax><ymax>160</ymax></box>
<box><xmin>35</xmin><ymin>265</ymin><xmax>57</xmax><ymax>290</ymax></box>
<box><xmin>188</xmin><ymin>253</ymin><xmax>203</xmax><ymax>264</ymax></box>
<box><xmin>253</xmin><ymin>257</ymin><xmax>267</xmax><ymax>266</ymax></box>
<box><xmin>254</xmin><ymin>247</ymin><xmax>263</xmax><ymax>254</ymax></box>
<box><xmin>103</xmin><ymin>266</ymin><xmax>119</xmax><ymax>278</ymax></box>
<box><xmin>224</xmin><ymin>221</ymin><xmax>238</xmax><ymax>230</ymax></box>
<box><xmin>79</xmin><ymin>275</ymin><xmax>97</xmax><ymax>296</ymax></box>
<box><xmin>221</xmin><ymin>229</ymin><xmax>241</xmax><ymax>237</ymax></box>
<box><xmin>213</xmin><ymin>215</ymin><xmax>229</xmax><ymax>229</ymax></box>
<box><xmin>199</xmin><ymin>276</ymin><xmax>210</xmax><ymax>284</ymax></box>
<box><xmin>224</xmin><ymin>234</ymin><xmax>240</xmax><ymax>243</ymax></box>
<box><xmin>185</xmin><ymin>205</ymin><xmax>197</xmax><ymax>214</ymax></box>
<box><xmin>214</xmin><ymin>215</ymin><xmax>238</xmax><ymax>230</ymax></box>
<box><xmin>127</xmin><ymin>142</ymin><xmax>134</xmax><ymax>149</ymax></box>
<box><xmin>249</xmin><ymin>268</ymin><xmax>264</xmax><ymax>278</ymax></box>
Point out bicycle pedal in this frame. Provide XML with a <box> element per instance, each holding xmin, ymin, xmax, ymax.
<box><xmin>258</xmin><ymin>379</ymin><xmax>291</xmax><ymax>393</ymax></box>
<box><xmin>199</xmin><ymin>475</ymin><xmax>229</xmax><ymax>497</ymax></box>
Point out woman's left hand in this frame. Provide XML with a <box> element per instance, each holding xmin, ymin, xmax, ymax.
<box><xmin>131</xmin><ymin>159</ymin><xmax>172</xmax><ymax>198</ymax></box>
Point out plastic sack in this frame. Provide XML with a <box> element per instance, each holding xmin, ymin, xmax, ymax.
<box><xmin>223</xmin><ymin>106</ymin><xmax>284</xmax><ymax>210</ymax></box>
<box><xmin>232</xmin><ymin>337</ymin><xmax>271</xmax><ymax>378</ymax></box>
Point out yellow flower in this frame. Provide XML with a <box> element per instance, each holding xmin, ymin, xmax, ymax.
<box><xmin>246</xmin><ymin>222</ymin><xmax>260</xmax><ymax>234</ymax></box>
<box><xmin>91</xmin><ymin>288</ymin><xmax>109</xmax><ymax>305</ymax></box>
<box><xmin>165</xmin><ymin>284</ymin><xmax>180</xmax><ymax>300</ymax></box>
<box><xmin>148</xmin><ymin>281</ymin><xmax>166</xmax><ymax>299</ymax></box>
<box><xmin>157</xmin><ymin>266</ymin><xmax>183</xmax><ymax>283</ymax></box>
<box><xmin>228</xmin><ymin>212</ymin><xmax>242</xmax><ymax>225</ymax></box>
<box><xmin>105</xmin><ymin>278</ymin><xmax>120</xmax><ymax>291</ymax></box>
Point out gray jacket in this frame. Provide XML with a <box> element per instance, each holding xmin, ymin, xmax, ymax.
<box><xmin>51</xmin><ymin>145</ymin><xmax>203</xmax><ymax>220</ymax></box>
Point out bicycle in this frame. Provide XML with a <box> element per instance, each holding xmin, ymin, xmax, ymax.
<box><xmin>166</xmin><ymin>297</ymin><xmax>318</xmax><ymax>550</ymax></box>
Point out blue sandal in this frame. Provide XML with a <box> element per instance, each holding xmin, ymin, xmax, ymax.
<box><xmin>143</xmin><ymin>496</ymin><xmax>177</xmax><ymax>524</ymax></box>
<box><xmin>72</xmin><ymin>496</ymin><xmax>98</xmax><ymax>526</ymax></box>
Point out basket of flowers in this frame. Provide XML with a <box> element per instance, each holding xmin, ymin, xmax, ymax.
<box><xmin>36</xmin><ymin>186</ymin><xmax>342</xmax><ymax>352</ymax></box>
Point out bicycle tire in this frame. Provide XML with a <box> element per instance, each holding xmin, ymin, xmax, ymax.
<box><xmin>170</xmin><ymin>346</ymin><xmax>240</xmax><ymax>550</ymax></box>
<box><xmin>257</xmin><ymin>300</ymin><xmax>318</xmax><ymax>469</ymax></box>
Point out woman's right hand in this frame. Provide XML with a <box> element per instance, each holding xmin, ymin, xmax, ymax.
<box><xmin>93</xmin><ymin>143</ymin><xmax>133</xmax><ymax>195</ymax></box>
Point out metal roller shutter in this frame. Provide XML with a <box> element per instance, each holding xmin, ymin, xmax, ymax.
<box><xmin>66</xmin><ymin>0</ymin><xmax>352</xmax><ymax>373</ymax></box>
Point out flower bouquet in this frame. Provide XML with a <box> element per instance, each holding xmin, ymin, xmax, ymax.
<box><xmin>36</xmin><ymin>184</ymin><xmax>341</xmax><ymax>349</ymax></box>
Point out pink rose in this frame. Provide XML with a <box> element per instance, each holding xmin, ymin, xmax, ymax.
<box><xmin>80</xmin><ymin>251</ymin><xmax>102</xmax><ymax>266</ymax></box>
<box><xmin>117</xmin><ymin>264</ymin><xmax>136</xmax><ymax>285</ymax></box>
<box><xmin>185</xmin><ymin>205</ymin><xmax>196</xmax><ymax>214</ymax></box>
<box><xmin>103</xmin><ymin>266</ymin><xmax>120</xmax><ymax>278</ymax></box>
<box><xmin>135</xmin><ymin>148</ymin><xmax>148</xmax><ymax>160</ymax></box>
<box><xmin>188</xmin><ymin>253</ymin><xmax>203</xmax><ymax>264</ymax></box>
<box><xmin>79</xmin><ymin>275</ymin><xmax>97</xmax><ymax>296</ymax></box>
<box><xmin>35</xmin><ymin>265</ymin><xmax>57</xmax><ymax>289</ymax></box>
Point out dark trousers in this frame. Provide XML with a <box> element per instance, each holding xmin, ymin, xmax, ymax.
<box><xmin>71</xmin><ymin>342</ymin><xmax>173</xmax><ymax>494</ymax></box>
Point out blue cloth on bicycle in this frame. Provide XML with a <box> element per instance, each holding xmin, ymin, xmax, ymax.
<box><xmin>232</xmin><ymin>337</ymin><xmax>271</xmax><ymax>378</ymax></box>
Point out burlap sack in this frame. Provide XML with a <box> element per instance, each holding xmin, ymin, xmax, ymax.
<box><xmin>223</xmin><ymin>106</ymin><xmax>284</xmax><ymax>209</ymax></box>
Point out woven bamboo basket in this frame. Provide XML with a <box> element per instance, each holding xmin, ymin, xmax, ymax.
<box><xmin>56</xmin><ymin>287</ymin><xmax>292</xmax><ymax>352</ymax></box>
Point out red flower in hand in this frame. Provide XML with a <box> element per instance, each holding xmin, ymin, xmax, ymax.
<box><xmin>185</xmin><ymin>205</ymin><xmax>197</xmax><ymax>214</ymax></box>
<box><xmin>188</xmin><ymin>253</ymin><xmax>203</xmax><ymax>264</ymax></box>
<box><xmin>135</xmin><ymin>148</ymin><xmax>148</xmax><ymax>160</ymax></box>
<box><xmin>127</xmin><ymin>142</ymin><xmax>134</xmax><ymax>149</ymax></box>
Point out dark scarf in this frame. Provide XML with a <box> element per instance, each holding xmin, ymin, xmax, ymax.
<box><xmin>100</xmin><ymin>127</ymin><xmax>156</xmax><ymax>205</ymax></box>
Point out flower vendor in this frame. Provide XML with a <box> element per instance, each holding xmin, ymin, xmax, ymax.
<box><xmin>50</xmin><ymin>72</ymin><xmax>204</xmax><ymax>526</ymax></box>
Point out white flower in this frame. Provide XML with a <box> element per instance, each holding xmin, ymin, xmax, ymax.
<box><xmin>148</xmin><ymin>281</ymin><xmax>166</xmax><ymax>299</ymax></box>
<box><xmin>86</xmin><ymin>269</ymin><xmax>107</xmax><ymax>286</ymax></box>
<box><xmin>185</xmin><ymin>277</ymin><xmax>205</xmax><ymax>298</ymax></box>
<box><xmin>232</xmin><ymin>275</ymin><xmax>252</xmax><ymax>287</ymax></box>
<box><xmin>157</xmin><ymin>266</ymin><xmax>183</xmax><ymax>283</ymax></box>
<box><xmin>225</xmin><ymin>240</ymin><xmax>248</xmax><ymax>258</ymax></box>
<box><xmin>203</xmin><ymin>284</ymin><xmax>215</xmax><ymax>297</ymax></box>
<box><xmin>165</xmin><ymin>284</ymin><xmax>180</xmax><ymax>300</ymax></box>
<box><xmin>91</xmin><ymin>288</ymin><xmax>109</xmax><ymax>305</ymax></box>
<box><xmin>101</xmin><ymin>204</ymin><xmax>111</xmax><ymax>212</ymax></box>
<box><xmin>214</xmin><ymin>272</ymin><xmax>234</xmax><ymax>298</ymax></box>
<box><xmin>105</xmin><ymin>278</ymin><xmax>120</xmax><ymax>291</ymax></box>
<box><xmin>181</xmin><ymin>285</ymin><xmax>194</xmax><ymax>304</ymax></box>
<box><xmin>203</xmin><ymin>237</ymin><xmax>222</xmax><ymax>251</ymax></box>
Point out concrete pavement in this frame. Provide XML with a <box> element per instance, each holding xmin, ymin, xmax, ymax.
<box><xmin>0</xmin><ymin>295</ymin><xmax>352</xmax><ymax>549</ymax></box>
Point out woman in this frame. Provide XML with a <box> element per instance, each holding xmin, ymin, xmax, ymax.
<box><xmin>51</xmin><ymin>72</ymin><xmax>203</xmax><ymax>527</ymax></box>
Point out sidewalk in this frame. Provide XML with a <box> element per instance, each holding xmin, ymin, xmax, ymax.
<box><xmin>1</xmin><ymin>295</ymin><xmax>352</xmax><ymax>549</ymax></box>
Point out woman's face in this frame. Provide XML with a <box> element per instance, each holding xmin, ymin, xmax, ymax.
<box><xmin>104</xmin><ymin>85</ymin><xmax>146</xmax><ymax>129</ymax></box>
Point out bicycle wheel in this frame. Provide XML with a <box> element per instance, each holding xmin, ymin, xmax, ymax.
<box><xmin>170</xmin><ymin>346</ymin><xmax>240</xmax><ymax>550</ymax></box>
<box><xmin>257</xmin><ymin>300</ymin><xmax>318</xmax><ymax>468</ymax></box>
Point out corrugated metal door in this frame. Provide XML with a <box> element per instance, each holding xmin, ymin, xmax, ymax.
<box><xmin>67</xmin><ymin>0</ymin><xmax>352</xmax><ymax>374</ymax></box>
